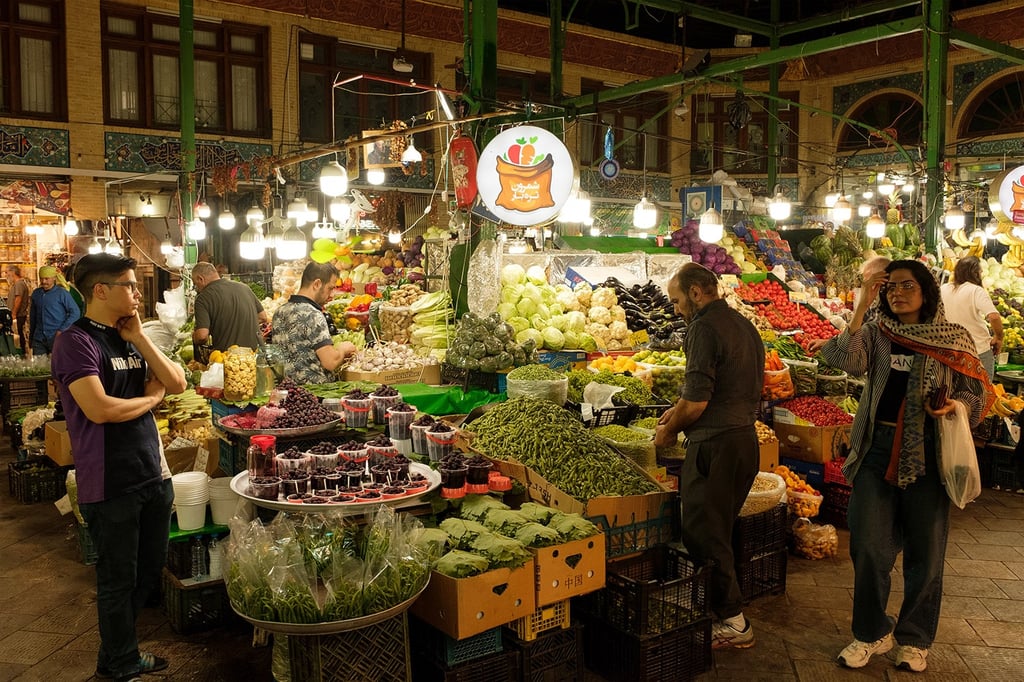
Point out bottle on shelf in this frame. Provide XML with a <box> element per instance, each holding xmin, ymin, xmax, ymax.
<box><xmin>207</xmin><ymin>536</ymin><xmax>223</xmax><ymax>579</ymax></box>
<box><xmin>190</xmin><ymin>536</ymin><xmax>208</xmax><ymax>581</ymax></box>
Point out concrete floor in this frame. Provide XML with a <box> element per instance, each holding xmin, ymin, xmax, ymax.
<box><xmin>3</xmin><ymin>442</ymin><xmax>1024</xmax><ymax>681</ymax></box>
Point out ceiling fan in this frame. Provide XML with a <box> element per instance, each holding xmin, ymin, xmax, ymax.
<box><xmin>393</xmin><ymin>0</ymin><xmax>413</xmax><ymax>73</ymax></box>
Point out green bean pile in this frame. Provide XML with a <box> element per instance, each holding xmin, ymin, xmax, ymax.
<box><xmin>565</xmin><ymin>369</ymin><xmax>656</xmax><ymax>406</ymax></box>
<box><xmin>506</xmin><ymin>364</ymin><xmax>565</xmax><ymax>380</ymax></box>
<box><xmin>593</xmin><ymin>424</ymin><xmax>652</xmax><ymax>442</ymax></box>
<box><xmin>468</xmin><ymin>397</ymin><xmax>660</xmax><ymax>501</ymax></box>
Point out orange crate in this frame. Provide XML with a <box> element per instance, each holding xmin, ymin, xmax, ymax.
<box><xmin>505</xmin><ymin>599</ymin><xmax>570</xmax><ymax>642</ymax></box>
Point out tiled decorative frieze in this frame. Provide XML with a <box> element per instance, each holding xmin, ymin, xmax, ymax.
<box><xmin>0</xmin><ymin>125</ymin><xmax>69</xmax><ymax>167</ymax></box>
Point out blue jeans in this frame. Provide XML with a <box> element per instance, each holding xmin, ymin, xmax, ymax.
<box><xmin>979</xmin><ymin>349</ymin><xmax>995</xmax><ymax>380</ymax></box>
<box><xmin>80</xmin><ymin>479</ymin><xmax>174</xmax><ymax>677</ymax></box>
<box><xmin>678</xmin><ymin>427</ymin><xmax>759</xmax><ymax>619</ymax></box>
<box><xmin>847</xmin><ymin>423</ymin><xmax>949</xmax><ymax>648</ymax></box>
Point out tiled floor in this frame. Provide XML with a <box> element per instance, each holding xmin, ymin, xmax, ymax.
<box><xmin>3</xmin><ymin>442</ymin><xmax>1024</xmax><ymax>681</ymax></box>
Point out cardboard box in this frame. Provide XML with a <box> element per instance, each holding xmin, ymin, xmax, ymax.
<box><xmin>343</xmin><ymin>363</ymin><xmax>441</xmax><ymax>386</ymax></box>
<box><xmin>772</xmin><ymin>407</ymin><xmax>851</xmax><ymax>464</ymax></box>
<box><xmin>45</xmin><ymin>421</ymin><xmax>73</xmax><ymax>467</ymax></box>
<box><xmin>165</xmin><ymin>437</ymin><xmax>222</xmax><ymax>477</ymax></box>
<box><xmin>780</xmin><ymin>456</ymin><xmax>825</xmax><ymax>489</ymax></box>
<box><xmin>409</xmin><ymin>562</ymin><xmax>536</xmax><ymax>640</ymax></box>
<box><xmin>535</xmin><ymin>350</ymin><xmax>588</xmax><ymax>372</ymax></box>
<box><xmin>759</xmin><ymin>439</ymin><xmax>780</xmax><ymax>471</ymax></box>
<box><xmin>491</xmin><ymin>456</ymin><xmax>675</xmax><ymax>533</ymax></box>
<box><xmin>532</xmin><ymin>534</ymin><xmax>606</xmax><ymax>607</ymax></box>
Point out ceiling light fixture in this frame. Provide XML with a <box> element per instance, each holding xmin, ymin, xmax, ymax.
<box><xmin>239</xmin><ymin>224</ymin><xmax>266</xmax><ymax>260</ymax></box>
<box><xmin>865</xmin><ymin>212</ymin><xmax>886</xmax><ymax>239</ymax></box>
<box><xmin>767</xmin><ymin>187</ymin><xmax>791</xmax><ymax>221</ymax></box>
<box><xmin>319</xmin><ymin>160</ymin><xmax>348</xmax><ymax>197</ymax></box>
<box><xmin>141</xmin><ymin>194</ymin><xmax>154</xmax><ymax>216</ymax></box>
<box><xmin>218</xmin><ymin>208</ymin><xmax>236</xmax><ymax>230</ymax></box>
<box><xmin>63</xmin><ymin>209</ymin><xmax>78</xmax><ymax>236</ymax></box>
<box><xmin>832</xmin><ymin>195</ymin><xmax>852</xmax><ymax>223</ymax></box>
<box><xmin>367</xmin><ymin>168</ymin><xmax>387</xmax><ymax>186</ymax></box>
<box><xmin>698</xmin><ymin>205</ymin><xmax>724</xmax><ymax>243</ymax></box>
<box><xmin>632</xmin><ymin>133</ymin><xmax>658</xmax><ymax>231</ymax></box>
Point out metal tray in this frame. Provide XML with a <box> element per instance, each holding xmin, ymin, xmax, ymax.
<box><xmin>217</xmin><ymin>413</ymin><xmax>344</xmax><ymax>437</ymax></box>
<box><xmin>229</xmin><ymin>462</ymin><xmax>440</xmax><ymax>513</ymax></box>
<box><xmin>230</xmin><ymin>582</ymin><xmax>428</xmax><ymax>635</ymax></box>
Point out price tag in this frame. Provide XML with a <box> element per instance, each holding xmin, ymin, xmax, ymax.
<box><xmin>630</xmin><ymin>329</ymin><xmax>650</xmax><ymax>346</ymax></box>
<box><xmin>580</xmin><ymin>403</ymin><xmax>594</xmax><ymax>423</ymax></box>
<box><xmin>194</xmin><ymin>446</ymin><xmax>210</xmax><ymax>473</ymax></box>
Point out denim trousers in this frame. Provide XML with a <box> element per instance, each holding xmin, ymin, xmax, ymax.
<box><xmin>80</xmin><ymin>479</ymin><xmax>174</xmax><ymax>677</ymax></box>
<box><xmin>847</xmin><ymin>423</ymin><xmax>949</xmax><ymax>648</ymax></box>
<box><xmin>678</xmin><ymin>427</ymin><xmax>759</xmax><ymax>619</ymax></box>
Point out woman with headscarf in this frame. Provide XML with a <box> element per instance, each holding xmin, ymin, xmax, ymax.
<box><xmin>819</xmin><ymin>259</ymin><xmax>994</xmax><ymax>674</ymax></box>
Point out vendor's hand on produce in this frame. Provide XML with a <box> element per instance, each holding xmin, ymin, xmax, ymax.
<box><xmin>926</xmin><ymin>397</ymin><xmax>957</xmax><ymax>419</ymax></box>
<box><xmin>657</xmin><ymin>405</ymin><xmax>674</xmax><ymax>426</ymax></box>
<box><xmin>654</xmin><ymin>424</ymin><xmax>676</xmax><ymax>448</ymax></box>
<box><xmin>336</xmin><ymin>341</ymin><xmax>358</xmax><ymax>358</ymax></box>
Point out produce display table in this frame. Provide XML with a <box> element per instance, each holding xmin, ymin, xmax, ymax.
<box><xmin>395</xmin><ymin>383</ymin><xmax>502</xmax><ymax>416</ymax></box>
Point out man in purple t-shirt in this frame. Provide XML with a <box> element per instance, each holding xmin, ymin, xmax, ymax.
<box><xmin>51</xmin><ymin>254</ymin><xmax>186</xmax><ymax>682</ymax></box>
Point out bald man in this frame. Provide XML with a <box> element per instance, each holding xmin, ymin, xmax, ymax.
<box><xmin>191</xmin><ymin>262</ymin><xmax>267</xmax><ymax>351</ymax></box>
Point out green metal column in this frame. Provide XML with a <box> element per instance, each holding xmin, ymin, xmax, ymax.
<box><xmin>549</xmin><ymin>0</ymin><xmax>564</xmax><ymax>106</ymax></box>
<box><xmin>922</xmin><ymin>0</ymin><xmax>949</xmax><ymax>254</ymax></box>
<box><xmin>179</xmin><ymin>0</ymin><xmax>197</xmax><ymax>266</ymax></box>
<box><xmin>765</xmin><ymin>0</ymin><xmax>780</xmax><ymax>190</ymax></box>
<box><xmin>469</xmin><ymin>0</ymin><xmax>498</xmax><ymax>111</ymax></box>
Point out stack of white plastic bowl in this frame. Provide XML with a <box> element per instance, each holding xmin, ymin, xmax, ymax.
<box><xmin>208</xmin><ymin>477</ymin><xmax>239</xmax><ymax>525</ymax></box>
<box><xmin>171</xmin><ymin>472</ymin><xmax>210</xmax><ymax>530</ymax></box>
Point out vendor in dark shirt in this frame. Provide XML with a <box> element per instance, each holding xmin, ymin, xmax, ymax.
<box><xmin>655</xmin><ymin>262</ymin><xmax>764</xmax><ymax>650</ymax></box>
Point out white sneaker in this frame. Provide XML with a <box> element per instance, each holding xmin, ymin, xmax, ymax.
<box><xmin>895</xmin><ymin>645</ymin><xmax>928</xmax><ymax>672</ymax></box>
<box><xmin>836</xmin><ymin>632</ymin><xmax>894</xmax><ymax>668</ymax></box>
<box><xmin>712</xmin><ymin>618</ymin><xmax>755</xmax><ymax>649</ymax></box>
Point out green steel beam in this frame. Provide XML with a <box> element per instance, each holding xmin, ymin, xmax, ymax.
<box><xmin>675</xmin><ymin>2</ymin><xmax>774</xmax><ymax>37</ymax></box>
<box><xmin>766</xmin><ymin>0</ymin><xmax>780</xmax><ymax>190</ymax></box>
<box><xmin>949</xmin><ymin>28</ymin><xmax>1024</xmax><ymax>65</ymax></box>
<box><xmin>564</xmin><ymin>16</ymin><xmax>922</xmax><ymax>110</ymax></box>
<box><xmin>778</xmin><ymin>0</ymin><xmax>921</xmax><ymax>37</ymax></box>
<box><xmin>923</xmin><ymin>0</ymin><xmax>949</xmax><ymax>254</ymax></box>
<box><xmin>550</xmin><ymin>0</ymin><xmax>564</xmax><ymax>105</ymax></box>
<box><xmin>469</xmin><ymin>0</ymin><xmax>498</xmax><ymax>109</ymax></box>
<box><xmin>179</xmin><ymin>0</ymin><xmax>197</xmax><ymax>267</ymax></box>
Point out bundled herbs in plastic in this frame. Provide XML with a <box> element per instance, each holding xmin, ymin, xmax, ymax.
<box><xmin>224</xmin><ymin>506</ymin><xmax>442</xmax><ymax>625</ymax></box>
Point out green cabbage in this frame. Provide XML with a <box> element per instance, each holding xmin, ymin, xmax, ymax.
<box><xmin>562</xmin><ymin>330</ymin><xmax>580</xmax><ymax>349</ymax></box>
<box><xmin>516</xmin><ymin>298</ymin><xmax>538</xmax><ymax>317</ymax></box>
<box><xmin>501</xmin><ymin>264</ymin><xmax>527</xmax><ymax>287</ymax></box>
<box><xmin>564</xmin><ymin>311</ymin><xmax>586</xmax><ymax>332</ymax></box>
<box><xmin>526</xmin><ymin>265</ymin><xmax>548</xmax><ymax>285</ymax></box>
<box><xmin>507</xmin><ymin>316</ymin><xmax>530</xmax><ymax>333</ymax></box>
<box><xmin>501</xmin><ymin>284</ymin><xmax>524</xmax><ymax>304</ymax></box>
<box><xmin>542</xmin><ymin>327</ymin><xmax>565</xmax><ymax>351</ymax></box>
<box><xmin>577</xmin><ymin>333</ymin><xmax>598</xmax><ymax>352</ymax></box>
<box><xmin>516</xmin><ymin>328</ymin><xmax>544</xmax><ymax>348</ymax></box>
<box><xmin>497</xmin><ymin>302</ymin><xmax>517</xmax><ymax>320</ymax></box>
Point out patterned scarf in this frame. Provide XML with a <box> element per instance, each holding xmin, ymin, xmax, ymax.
<box><xmin>877</xmin><ymin>302</ymin><xmax>996</xmax><ymax>488</ymax></box>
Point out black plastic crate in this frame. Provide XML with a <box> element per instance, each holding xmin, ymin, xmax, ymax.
<box><xmin>161</xmin><ymin>568</ymin><xmax>234</xmax><ymax>634</ymax></box>
<box><xmin>412</xmin><ymin>649</ymin><xmax>520</xmax><ymax>682</ymax></box>
<box><xmin>582</xmin><ymin>615</ymin><xmax>711</xmax><ymax>682</ymax></box>
<box><xmin>439</xmin><ymin>363</ymin><xmax>507</xmax><ymax>394</ymax></box>
<box><xmin>578</xmin><ymin>544</ymin><xmax>710</xmax><ymax>636</ymax></box>
<box><xmin>732</xmin><ymin>503</ymin><xmax>787</xmax><ymax>562</ymax></box>
<box><xmin>507</xmin><ymin>622</ymin><xmax>584</xmax><ymax>682</ymax></box>
<box><xmin>991</xmin><ymin>449</ymin><xmax>1021</xmax><ymax>491</ymax></box>
<box><xmin>288</xmin><ymin>612</ymin><xmax>411</xmax><ymax>682</ymax></box>
<box><xmin>409</xmin><ymin>616</ymin><xmax>503</xmax><ymax>668</ymax></box>
<box><xmin>821</xmin><ymin>484</ymin><xmax>852</xmax><ymax>529</ymax></box>
<box><xmin>588</xmin><ymin>500</ymin><xmax>678</xmax><ymax>559</ymax></box>
<box><xmin>567</xmin><ymin>399</ymin><xmax>672</xmax><ymax>429</ymax></box>
<box><xmin>8</xmin><ymin>460</ymin><xmax>71</xmax><ymax>504</ymax></box>
<box><xmin>737</xmin><ymin>547</ymin><xmax>787</xmax><ymax>602</ymax></box>
<box><xmin>973</xmin><ymin>415</ymin><xmax>1003</xmax><ymax>443</ymax></box>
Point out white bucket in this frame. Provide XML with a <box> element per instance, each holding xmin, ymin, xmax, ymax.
<box><xmin>177</xmin><ymin>501</ymin><xmax>208</xmax><ymax>531</ymax></box>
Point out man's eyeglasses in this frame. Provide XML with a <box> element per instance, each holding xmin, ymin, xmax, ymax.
<box><xmin>882</xmin><ymin>280</ymin><xmax>919</xmax><ymax>295</ymax></box>
<box><xmin>101</xmin><ymin>281</ymin><xmax>140</xmax><ymax>293</ymax></box>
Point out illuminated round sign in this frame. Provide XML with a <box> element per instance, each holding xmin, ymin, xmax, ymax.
<box><xmin>476</xmin><ymin>126</ymin><xmax>575</xmax><ymax>226</ymax></box>
<box><xmin>992</xmin><ymin>165</ymin><xmax>1024</xmax><ymax>224</ymax></box>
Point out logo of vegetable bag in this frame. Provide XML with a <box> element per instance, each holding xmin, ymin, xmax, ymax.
<box><xmin>476</xmin><ymin>126</ymin><xmax>575</xmax><ymax>226</ymax></box>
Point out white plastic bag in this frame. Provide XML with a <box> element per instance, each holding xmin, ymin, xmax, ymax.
<box><xmin>939</xmin><ymin>401</ymin><xmax>981</xmax><ymax>509</ymax></box>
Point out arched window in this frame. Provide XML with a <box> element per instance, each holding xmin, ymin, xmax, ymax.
<box><xmin>836</xmin><ymin>93</ymin><xmax>922</xmax><ymax>153</ymax></box>
<box><xmin>959</xmin><ymin>72</ymin><xmax>1024</xmax><ymax>137</ymax></box>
